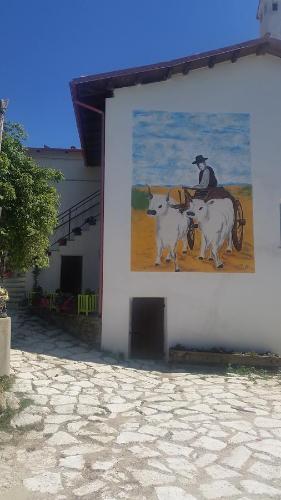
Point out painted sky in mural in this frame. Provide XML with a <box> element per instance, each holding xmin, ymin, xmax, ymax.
<box><xmin>132</xmin><ymin>111</ymin><xmax>251</xmax><ymax>186</ymax></box>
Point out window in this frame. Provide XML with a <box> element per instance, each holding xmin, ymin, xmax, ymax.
<box><xmin>273</xmin><ymin>2</ymin><xmax>278</xmax><ymax>11</ymax></box>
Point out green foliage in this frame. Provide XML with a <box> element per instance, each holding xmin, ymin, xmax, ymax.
<box><xmin>131</xmin><ymin>188</ymin><xmax>149</xmax><ymax>211</ymax></box>
<box><xmin>0</xmin><ymin>375</ymin><xmax>34</xmax><ymax>432</ymax></box>
<box><xmin>0</xmin><ymin>375</ymin><xmax>14</xmax><ymax>393</ymax></box>
<box><xmin>19</xmin><ymin>398</ymin><xmax>33</xmax><ymax>411</ymax></box>
<box><xmin>227</xmin><ymin>364</ymin><xmax>270</xmax><ymax>380</ymax></box>
<box><xmin>0</xmin><ymin>376</ymin><xmax>15</xmax><ymax>431</ymax></box>
<box><xmin>0</xmin><ymin>122</ymin><xmax>64</xmax><ymax>274</ymax></box>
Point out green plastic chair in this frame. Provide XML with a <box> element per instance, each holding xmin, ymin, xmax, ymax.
<box><xmin>78</xmin><ymin>294</ymin><xmax>99</xmax><ymax>315</ymax></box>
<box><xmin>47</xmin><ymin>293</ymin><xmax>57</xmax><ymax>311</ymax></box>
<box><xmin>88</xmin><ymin>294</ymin><xmax>98</xmax><ymax>313</ymax></box>
<box><xmin>78</xmin><ymin>294</ymin><xmax>89</xmax><ymax>315</ymax></box>
<box><xmin>26</xmin><ymin>291</ymin><xmax>37</xmax><ymax>305</ymax></box>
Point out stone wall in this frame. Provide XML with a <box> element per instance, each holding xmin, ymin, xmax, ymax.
<box><xmin>31</xmin><ymin>309</ymin><xmax>101</xmax><ymax>347</ymax></box>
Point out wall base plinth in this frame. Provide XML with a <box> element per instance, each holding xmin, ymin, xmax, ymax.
<box><xmin>0</xmin><ymin>317</ymin><xmax>11</xmax><ymax>376</ymax></box>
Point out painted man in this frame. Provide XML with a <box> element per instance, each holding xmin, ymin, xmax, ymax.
<box><xmin>192</xmin><ymin>155</ymin><xmax>218</xmax><ymax>199</ymax></box>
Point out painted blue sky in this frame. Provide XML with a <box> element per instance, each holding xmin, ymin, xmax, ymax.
<box><xmin>132</xmin><ymin>111</ymin><xmax>251</xmax><ymax>186</ymax></box>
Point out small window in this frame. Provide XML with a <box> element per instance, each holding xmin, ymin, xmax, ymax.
<box><xmin>273</xmin><ymin>2</ymin><xmax>278</xmax><ymax>11</ymax></box>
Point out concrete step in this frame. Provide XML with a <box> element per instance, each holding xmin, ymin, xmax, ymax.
<box><xmin>3</xmin><ymin>276</ymin><xmax>26</xmax><ymax>305</ymax></box>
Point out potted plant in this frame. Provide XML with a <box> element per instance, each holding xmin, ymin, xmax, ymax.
<box><xmin>0</xmin><ymin>287</ymin><xmax>9</xmax><ymax>318</ymax></box>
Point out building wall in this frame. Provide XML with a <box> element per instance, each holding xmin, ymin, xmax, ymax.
<box><xmin>28</xmin><ymin>149</ymin><xmax>100</xmax><ymax>212</ymax></box>
<box><xmin>259</xmin><ymin>0</ymin><xmax>281</xmax><ymax>38</ymax></box>
<box><xmin>25</xmin><ymin>224</ymin><xmax>100</xmax><ymax>293</ymax></box>
<box><xmin>26</xmin><ymin>149</ymin><xmax>101</xmax><ymax>293</ymax></box>
<box><xmin>102</xmin><ymin>54</ymin><xmax>281</xmax><ymax>356</ymax></box>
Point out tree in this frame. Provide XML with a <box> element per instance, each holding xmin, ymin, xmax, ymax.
<box><xmin>0</xmin><ymin>122</ymin><xmax>63</xmax><ymax>277</ymax></box>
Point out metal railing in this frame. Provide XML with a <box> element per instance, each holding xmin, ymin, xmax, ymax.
<box><xmin>50</xmin><ymin>190</ymin><xmax>101</xmax><ymax>249</ymax></box>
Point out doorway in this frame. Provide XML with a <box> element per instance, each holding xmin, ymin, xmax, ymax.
<box><xmin>60</xmin><ymin>256</ymin><xmax>83</xmax><ymax>294</ymax></box>
<box><xmin>130</xmin><ymin>298</ymin><xmax>165</xmax><ymax>359</ymax></box>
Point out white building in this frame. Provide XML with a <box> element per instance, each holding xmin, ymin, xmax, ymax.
<box><xmin>68</xmin><ymin>2</ymin><xmax>281</xmax><ymax>359</ymax></box>
<box><xmin>25</xmin><ymin>147</ymin><xmax>101</xmax><ymax>295</ymax></box>
<box><xmin>258</xmin><ymin>0</ymin><xmax>281</xmax><ymax>38</ymax></box>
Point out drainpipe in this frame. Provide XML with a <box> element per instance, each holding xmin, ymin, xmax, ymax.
<box><xmin>74</xmin><ymin>98</ymin><xmax>105</xmax><ymax>318</ymax></box>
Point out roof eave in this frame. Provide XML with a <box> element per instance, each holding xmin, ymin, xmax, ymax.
<box><xmin>71</xmin><ymin>36</ymin><xmax>281</xmax><ymax>166</ymax></box>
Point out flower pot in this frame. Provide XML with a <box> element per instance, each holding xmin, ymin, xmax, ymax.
<box><xmin>73</xmin><ymin>227</ymin><xmax>82</xmax><ymax>236</ymax></box>
<box><xmin>0</xmin><ymin>317</ymin><xmax>11</xmax><ymax>376</ymax></box>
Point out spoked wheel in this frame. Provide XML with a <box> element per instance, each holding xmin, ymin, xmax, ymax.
<box><xmin>187</xmin><ymin>220</ymin><xmax>196</xmax><ymax>250</ymax></box>
<box><xmin>232</xmin><ymin>199</ymin><xmax>246</xmax><ymax>251</ymax></box>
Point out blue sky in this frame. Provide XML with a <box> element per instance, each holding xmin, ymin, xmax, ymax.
<box><xmin>1</xmin><ymin>0</ymin><xmax>258</xmax><ymax>148</ymax></box>
<box><xmin>132</xmin><ymin>111</ymin><xmax>251</xmax><ymax>186</ymax></box>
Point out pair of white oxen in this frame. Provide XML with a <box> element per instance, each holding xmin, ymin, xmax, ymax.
<box><xmin>146</xmin><ymin>187</ymin><xmax>235</xmax><ymax>272</ymax></box>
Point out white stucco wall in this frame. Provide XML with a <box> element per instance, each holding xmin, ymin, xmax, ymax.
<box><xmin>27</xmin><ymin>223</ymin><xmax>100</xmax><ymax>293</ymax></box>
<box><xmin>259</xmin><ymin>0</ymin><xmax>281</xmax><ymax>38</ymax></box>
<box><xmin>102</xmin><ymin>54</ymin><xmax>281</xmax><ymax>357</ymax></box>
<box><xmin>28</xmin><ymin>149</ymin><xmax>100</xmax><ymax>212</ymax></box>
<box><xmin>26</xmin><ymin>150</ymin><xmax>101</xmax><ymax>293</ymax></box>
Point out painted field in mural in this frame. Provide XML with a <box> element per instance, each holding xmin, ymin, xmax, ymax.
<box><xmin>131</xmin><ymin>111</ymin><xmax>255</xmax><ymax>273</ymax></box>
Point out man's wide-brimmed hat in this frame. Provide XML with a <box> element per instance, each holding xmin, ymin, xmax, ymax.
<box><xmin>192</xmin><ymin>155</ymin><xmax>208</xmax><ymax>165</ymax></box>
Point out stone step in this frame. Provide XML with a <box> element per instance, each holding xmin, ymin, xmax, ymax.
<box><xmin>3</xmin><ymin>276</ymin><xmax>26</xmax><ymax>305</ymax></box>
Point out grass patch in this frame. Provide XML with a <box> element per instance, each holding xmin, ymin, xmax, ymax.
<box><xmin>227</xmin><ymin>364</ymin><xmax>271</xmax><ymax>380</ymax></box>
<box><xmin>0</xmin><ymin>375</ymin><xmax>14</xmax><ymax>393</ymax></box>
<box><xmin>131</xmin><ymin>188</ymin><xmax>149</xmax><ymax>211</ymax></box>
<box><xmin>236</xmin><ymin>184</ymin><xmax>252</xmax><ymax>198</ymax></box>
<box><xmin>0</xmin><ymin>377</ymin><xmax>33</xmax><ymax>432</ymax></box>
<box><xmin>0</xmin><ymin>407</ymin><xmax>17</xmax><ymax>432</ymax></box>
<box><xmin>19</xmin><ymin>398</ymin><xmax>33</xmax><ymax>411</ymax></box>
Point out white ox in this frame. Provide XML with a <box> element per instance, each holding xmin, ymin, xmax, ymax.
<box><xmin>187</xmin><ymin>198</ymin><xmax>234</xmax><ymax>269</ymax></box>
<box><xmin>147</xmin><ymin>187</ymin><xmax>190</xmax><ymax>272</ymax></box>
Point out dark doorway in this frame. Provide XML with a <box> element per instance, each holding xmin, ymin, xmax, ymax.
<box><xmin>130</xmin><ymin>298</ymin><xmax>165</xmax><ymax>359</ymax></box>
<box><xmin>60</xmin><ymin>256</ymin><xmax>82</xmax><ymax>294</ymax></box>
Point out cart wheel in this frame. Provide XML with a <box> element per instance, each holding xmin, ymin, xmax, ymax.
<box><xmin>232</xmin><ymin>199</ymin><xmax>245</xmax><ymax>252</ymax></box>
<box><xmin>187</xmin><ymin>221</ymin><xmax>195</xmax><ymax>250</ymax></box>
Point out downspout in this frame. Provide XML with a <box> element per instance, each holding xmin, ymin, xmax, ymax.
<box><xmin>74</xmin><ymin>98</ymin><xmax>105</xmax><ymax>318</ymax></box>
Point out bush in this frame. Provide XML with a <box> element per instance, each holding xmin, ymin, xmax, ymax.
<box><xmin>131</xmin><ymin>188</ymin><xmax>149</xmax><ymax>211</ymax></box>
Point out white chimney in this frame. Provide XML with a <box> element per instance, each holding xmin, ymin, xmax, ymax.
<box><xmin>257</xmin><ymin>1</ymin><xmax>281</xmax><ymax>39</ymax></box>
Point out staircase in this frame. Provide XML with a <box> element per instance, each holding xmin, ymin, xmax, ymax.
<box><xmin>3</xmin><ymin>273</ymin><xmax>26</xmax><ymax>309</ymax></box>
<box><xmin>2</xmin><ymin>192</ymin><xmax>101</xmax><ymax>307</ymax></box>
<box><xmin>49</xmin><ymin>189</ymin><xmax>101</xmax><ymax>253</ymax></box>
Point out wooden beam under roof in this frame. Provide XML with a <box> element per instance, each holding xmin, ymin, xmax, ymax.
<box><xmin>208</xmin><ymin>56</ymin><xmax>216</xmax><ymax>68</ymax></box>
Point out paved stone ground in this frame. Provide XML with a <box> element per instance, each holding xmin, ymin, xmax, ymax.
<box><xmin>1</xmin><ymin>312</ymin><xmax>281</xmax><ymax>499</ymax></box>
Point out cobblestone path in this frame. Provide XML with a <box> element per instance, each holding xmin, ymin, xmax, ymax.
<box><xmin>1</xmin><ymin>313</ymin><xmax>281</xmax><ymax>499</ymax></box>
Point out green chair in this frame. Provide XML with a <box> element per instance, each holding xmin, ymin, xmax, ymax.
<box><xmin>47</xmin><ymin>293</ymin><xmax>57</xmax><ymax>311</ymax></box>
<box><xmin>78</xmin><ymin>294</ymin><xmax>89</xmax><ymax>315</ymax></box>
<box><xmin>88</xmin><ymin>294</ymin><xmax>98</xmax><ymax>313</ymax></box>
<box><xmin>26</xmin><ymin>291</ymin><xmax>36</xmax><ymax>305</ymax></box>
<box><xmin>78</xmin><ymin>294</ymin><xmax>99</xmax><ymax>315</ymax></box>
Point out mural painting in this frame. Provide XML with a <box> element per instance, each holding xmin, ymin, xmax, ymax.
<box><xmin>131</xmin><ymin>111</ymin><xmax>255</xmax><ymax>273</ymax></box>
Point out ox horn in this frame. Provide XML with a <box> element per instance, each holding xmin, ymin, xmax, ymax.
<box><xmin>167</xmin><ymin>190</ymin><xmax>182</xmax><ymax>210</ymax></box>
<box><xmin>147</xmin><ymin>185</ymin><xmax>153</xmax><ymax>199</ymax></box>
